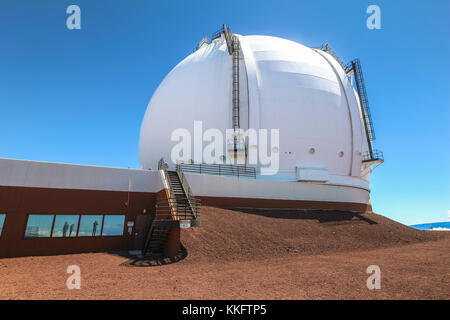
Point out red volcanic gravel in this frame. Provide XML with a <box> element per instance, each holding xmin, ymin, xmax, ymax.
<box><xmin>0</xmin><ymin>206</ymin><xmax>448</xmax><ymax>299</ymax></box>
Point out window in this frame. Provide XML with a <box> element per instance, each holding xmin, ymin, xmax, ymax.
<box><xmin>102</xmin><ymin>215</ymin><xmax>125</xmax><ymax>236</ymax></box>
<box><xmin>22</xmin><ymin>214</ymin><xmax>126</xmax><ymax>239</ymax></box>
<box><xmin>52</xmin><ymin>215</ymin><xmax>80</xmax><ymax>238</ymax></box>
<box><xmin>25</xmin><ymin>215</ymin><xmax>54</xmax><ymax>238</ymax></box>
<box><xmin>78</xmin><ymin>215</ymin><xmax>102</xmax><ymax>237</ymax></box>
<box><xmin>0</xmin><ymin>214</ymin><xmax>5</xmax><ymax>237</ymax></box>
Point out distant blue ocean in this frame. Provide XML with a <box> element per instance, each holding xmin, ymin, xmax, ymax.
<box><xmin>410</xmin><ymin>221</ymin><xmax>450</xmax><ymax>230</ymax></box>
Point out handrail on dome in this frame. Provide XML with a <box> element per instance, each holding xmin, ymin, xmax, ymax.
<box><xmin>349</xmin><ymin>58</ymin><xmax>376</xmax><ymax>143</ymax></box>
<box><xmin>211</xmin><ymin>24</ymin><xmax>232</xmax><ymax>40</ymax></box>
<box><xmin>318</xmin><ymin>43</ymin><xmax>353</xmax><ymax>74</ymax></box>
<box><xmin>362</xmin><ymin>150</ymin><xmax>384</xmax><ymax>164</ymax></box>
<box><xmin>177</xmin><ymin>161</ymin><xmax>256</xmax><ymax>179</ymax></box>
<box><xmin>195</xmin><ymin>37</ymin><xmax>211</xmax><ymax>51</ymax></box>
<box><xmin>211</xmin><ymin>24</ymin><xmax>237</xmax><ymax>55</ymax></box>
<box><xmin>316</xmin><ymin>43</ymin><xmax>380</xmax><ymax>163</ymax></box>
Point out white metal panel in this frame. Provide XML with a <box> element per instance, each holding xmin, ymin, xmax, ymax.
<box><xmin>0</xmin><ymin>158</ymin><xmax>163</xmax><ymax>192</ymax></box>
<box><xmin>244</xmin><ymin>36</ymin><xmax>352</xmax><ymax>177</ymax></box>
<box><xmin>185</xmin><ymin>173</ymin><xmax>370</xmax><ymax>204</ymax></box>
<box><xmin>139</xmin><ymin>40</ymin><xmax>232</xmax><ymax>170</ymax></box>
<box><xmin>139</xmin><ymin>34</ymin><xmax>371</xmax><ymax>190</ymax></box>
<box><xmin>296</xmin><ymin>165</ymin><xmax>329</xmax><ymax>182</ymax></box>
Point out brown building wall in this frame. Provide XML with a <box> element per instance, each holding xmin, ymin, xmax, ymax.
<box><xmin>0</xmin><ymin>185</ymin><xmax>157</xmax><ymax>258</ymax></box>
<box><xmin>0</xmin><ymin>185</ymin><xmax>371</xmax><ymax>258</ymax></box>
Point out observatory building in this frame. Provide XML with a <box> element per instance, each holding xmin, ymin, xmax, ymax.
<box><xmin>139</xmin><ymin>26</ymin><xmax>383</xmax><ymax>210</ymax></box>
<box><xmin>0</xmin><ymin>26</ymin><xmax>382</xmax><ymax>258</ymax></box>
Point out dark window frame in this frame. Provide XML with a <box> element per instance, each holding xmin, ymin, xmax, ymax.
<box><xmin>101</xmin><ymin>215</ymin><xmax>126</xmax><ymax>236</ymax></box>
<box><xmin>78</xmin><ymin>214</ymin><xmax>104</xmax><ymax>237</ymax></box>
<box><xmin>23</xmin><ymin>214</ymin><xmax>55</xmax><ymax>239</ymax></box>
<box><xmin>0</xmin><ymin>213</ymin><xmax>6</xmax><ymax>239</ymax></box>
<box><xmin>51</xmin><ymin>214</ymin><xmax>81</xmax><ymax>238</ymax></box>
<box><xmin>22</xmin><ymin>213</ymin><xmax>127</xmax><ymax>239</ymax></box>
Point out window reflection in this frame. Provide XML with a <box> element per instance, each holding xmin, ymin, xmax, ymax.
<box><xmin>0</xmin><ymin>214</ymin><xmax>5</xmax><ymax>237</ymax></box>
<box><xmin>52</xmin><ymin>215</ymin><xmax>80</xmax><ymax>238</ymax></box>
<box><xmin>78</xmin><ymin>215</ymin><xmax>102</xmax><ymax>237</ymax></box>
<box><xmin>102</xmin><ymin>215</ymin><xmax>125</xmax><ymax>236</ymax></box>
<box><xmin>22</xmin><ymin>214</ymin><xmax>126</xmax><ymax>238</ymax></box>
<box><xmin>25</xmin><ymin>215</ymin><xmax>54</xmax><ymax>238</ymax></box>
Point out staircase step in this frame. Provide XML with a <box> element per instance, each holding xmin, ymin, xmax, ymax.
<box><xmin>151</xmin><ymin>234</ymin><xmax>169</xmax><ymax>238</ymax></box>
<box><xmin>143</xmin><ymin>167</ymin><xmax>200</xmax><ymax>256</ymax></box>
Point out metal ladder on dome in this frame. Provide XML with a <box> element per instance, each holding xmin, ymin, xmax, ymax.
<box><xmin>142</xmin><ymin>159</ymin><xmax>201</xmax><ymax>256</ymax></box>
<box><xmin>318</xmin><ymin>43</ymin><xmax>383</xmax><ymax>164</ymax></box>
<box><xmin>348</xmin><ymin>58</ymin><xmax>383</xmax><ymax>163</ymax></box>
<box><xmin>213</xmin><ymin>24</ymin><xmax>242</xmax><ymax>154</ymax></box>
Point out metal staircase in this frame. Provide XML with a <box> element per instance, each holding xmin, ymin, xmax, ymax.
<box><xmin>349</xmin><ymin>59</ymin><xmax>376</xmax><ymax>156</ymax></box>
<box><xmin>318</xmin><ymin>43</ymin><xmax>382</xmax><ymax>164</ymax></box>
<box><xmin>213</xmin><ymin>24</ymin><xmax>242</xmax><ymax>153</ymax></box>
<box><xmin>142</xmin><ymin>159</ymin><xmax>201</xmax><ymax>256</ymax></box>
<box><xmin>143</xmin><ymin>225</ymin><xmax>171</xmax><ymax>256</ymax></box>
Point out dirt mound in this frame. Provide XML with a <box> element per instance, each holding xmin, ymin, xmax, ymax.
<box><xmin>1</xmin><ymin>207</ymin><xmax>448</xmax><ymax>299</ymax></box>
<box><xmin>181</xmin><ymin>206</ymin><xmax>447</xmax><ymax>261</ymax></box>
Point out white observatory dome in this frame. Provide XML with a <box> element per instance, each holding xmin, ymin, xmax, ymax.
<box><xmin>139</xmin><ymin>34</ymin><xmax>373</xmax><ymax>187</ymax></box>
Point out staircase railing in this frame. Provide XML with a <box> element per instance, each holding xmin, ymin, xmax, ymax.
<box><xmin>317</xmin><ymin>45</ymin><xmax>379</xmax><ymax>162</ymax></box>
<box><xmin>158</xmin><ymin>158</ymin><xmax>177</xmax><ymax>206</ymax></box>
<box><xmin>178</xmin><ymin>162</ymin><xmax>256</xmax><ymax>179</ymax></box>
<box><xmin>362</xmin><ymin>149</ymin><xmax>384</xmax><ymax>163</ymax></box>
<box><xmin>142</xmin><ymin>223</ymin><xmax>155</xmax><ymax>255</ymax></box>
<box><xmin>155</xmin><ymin>198</ymin><xmax>201</xmax><ymax>221</ymax></box>
<box><xmin>144</xmin><ymin>159</ymin><xmax>201</xmax><ymax>255</ymax></box>
<box><xmin>350</xmin><ymin>59</ymin><xmax>376</xmax><ymax>142</ymax></box>
<box><xmin>176</xmin><ymin>164</ymin><xmax>200</xmax><ymax>218</ymax></box>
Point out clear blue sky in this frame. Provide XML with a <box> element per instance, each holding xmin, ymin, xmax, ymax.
<box><xmin>0</xmin><ymin>0</ymin><xmax>448</xmax><ymax>225</ymax></box>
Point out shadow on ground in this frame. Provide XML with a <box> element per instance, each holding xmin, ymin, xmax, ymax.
<box><xmin>228</xmin><ymin>208</ymin><xmax>377</xmax><ymax>225</ymax></box>
<box><xmin>110</xmin><ymin>245</ymin><xmax>188</xmax><ymax>267</ymax></box>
